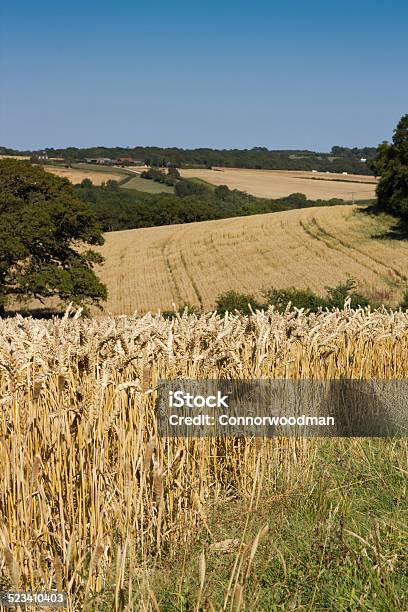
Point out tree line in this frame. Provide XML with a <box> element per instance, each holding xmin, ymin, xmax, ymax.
<box><xmin>75</xmin><ymin>179</ymin><xmax>350</xmax><ymax>233</ymax></box>
<box><xmin>0</xmin><ymin>144</ymin><xmax>376</xmax><ymax>174</ymax></box>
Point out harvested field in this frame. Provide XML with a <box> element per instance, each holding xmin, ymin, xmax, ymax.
<box><xmin>0</xmin><ymin>154</ymin><xmax>31</xmax><ymax>160</ymax></box>
<box><xmin>179</xmin><ymin>168</ymin><xmax>378</xmax><ymax>200</ymax></box>
<box><xmin>44</xmin><ymin>165</ymin><xmax>126</xmax><ymax>185</ymax></box>
<box><xmin>97</xmin><ymin>205</ymin><xmax>408</xmax><ymax>314</ymax></box>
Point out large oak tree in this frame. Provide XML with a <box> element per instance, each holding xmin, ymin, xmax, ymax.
<box><xmin>371</xmin><ymin>114</ymin><xmax>408</xmax><ymax>218</ymax></box>
<box><xmin>0</xmin><ymin>159</ymin><xmax>107</xmax><ymax>314</ymax></box>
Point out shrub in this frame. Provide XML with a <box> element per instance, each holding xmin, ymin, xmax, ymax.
<box><xmin>263</xmin><ymin>287</ymin><xmax>328</xmax><ymax>312</ymax></box>
<box><xmin>214</xmin><ymin>281</ymin><xmax>377</xmax><ymax>316</ymax></box>
<box><xmin>399</xmin><ymin>289</ymin><xmax>408</xmax><ymax>310</ymax></box>
<box><xmin>161</xmin><ymin>303</ymin><xmax>201</xmax><ymax>318</ymax></box>
<box><xmin>215</xmin><ymin>290</ymin><xmax>263</xmax><ymax>315</ymax></box>
<box><xmin>326</xmin><ymin>279</ymin><xmax>371</xmax><ymax>309</ymax></box>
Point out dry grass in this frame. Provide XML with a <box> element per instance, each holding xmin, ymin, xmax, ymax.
<box><xmin>97</xmin><ymin>205</ymin><xmax>408</xmax><ymax>314</ymax></box>
<box><xmin>0</xmin><ymin>154</ymin><xmax>31</xmax><ymax>160</ymax></box>
<box><xmin>179</xmin><ymin>168</ymin><xmax>378</xmax><ymax>200</ymax></box>
<box><xmin>1</xmin><ymin>307</ymin><xmax>408</xmax><ymax>609</ymax></box>
<box><xmin>44</xmin><ymin>166</ymin><xmax>126</xmax><ymax>185</ymax></box>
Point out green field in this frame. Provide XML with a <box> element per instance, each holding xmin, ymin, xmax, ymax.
<box><xmin>72</xmin><ymin>163</ymin><xmax>132</xmax><ymax>179</ymax></box>
<box><xmin>121</xmin><ymin>174</ymin><xmax>174</xmax><ymax>193</ymax></box>
<box><xmin>188</xmin><ymin>176</ymin><xmax>216</xmax><ymax>190</ymax></box>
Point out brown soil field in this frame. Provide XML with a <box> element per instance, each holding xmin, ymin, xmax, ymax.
<box><xmin>44</xmin><ymin>166</ymin><xmax>125</xmax><ymax>185</ymax></box>
<box><xmin>179</xmin><ymin>168</ymin><xmax>378</xmax><ymax>201</ymax></box>
<box><xmin>96</xmin><ymin>205</ymin><xmax>408</xmax><ymax>314</ymax></box>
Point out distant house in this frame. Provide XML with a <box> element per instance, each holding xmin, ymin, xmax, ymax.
<box><xmin>34</xmin><ymin>151</ymin><xmax>48</xmax><ymax>162</ymax></box>
<box><xmin>360</xmin><ymin>158</ymin><xmax>367</xmax><ymax>163</ymax></box>
<box><xmin>117</xmin><ymin>157</ymin><xmax>144</xmax><ymax>166</ymax></box>
<box><xmin>85</xmin><ymin>157</ymin><xmax>112</xmax><ymax>165</ymax></box>
<box><xmin>83</xmin><ymin>156</ymin><xmax>144</xmax><ymax>166</ymax></box>
<box><xmin>31</xmin><ymin>151</ymin><xmax>48</xmax><ymax>163</ymax></box>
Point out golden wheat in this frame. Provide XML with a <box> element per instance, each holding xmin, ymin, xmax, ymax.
<box><xmin>44</xmin><ymin>166</ymin><xmax>125</xmax><ymax>186</ymax></box>
<box><xmin>179</xmin><ymin>168</ymin><xmax>377</xmax><ymax>200</ymax></box>
<box><xmin>97</xmin><ymin>205</ymin><xmax>408</xmax><ymax>314</ymax></box>
<box><xmin>1</xmin><ymin>306</ymin><xmax>408</xmax><ymax>609</ymax></box>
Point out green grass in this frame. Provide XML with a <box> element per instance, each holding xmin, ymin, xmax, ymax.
<box><xmin>120</xmin><ymin>174</ymin><xmax>174</xmax><ymax>193</ymax></box>
<box><xmin>72</xmin><ymin>163</ymin><xmax>133</xmax><ymax>177</ymax></box>
<box><xmin>147</xmin><ymin>439</ymin><xmax>408</xmax><ymax>611</ymax></box>
<box><xmin>187</xmin><ymin>177</ymin><xmax>217</xmax><ymax>190</ymax></box>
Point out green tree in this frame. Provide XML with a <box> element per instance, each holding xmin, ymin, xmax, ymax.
<box><xmin>105</xmin><ymin>179</ymin><xmax>119</xmax><ymax>190</ymax></box>
<box><xmin>372</xmin><ymin>114</ymin><xmax>408</xmax><ymax>217</ymax></box>
<box><xmin>0</xmin><ymin>160</ymin><xmax>107</xmax><ymax>315</ymax></box>
<box><xmin>214</xmin><ymin>185</ymin><xmax>230</xmax><ymax>200</ymax></box>
<box><xmin>167</xmin><ymin>167</ymin><xmax>181</xmax><ymax>180</ymax></box>
<box><xmin>175</xmin><ymin>180</ymin><xmax>211</xmax><ymax>198</ymax></box>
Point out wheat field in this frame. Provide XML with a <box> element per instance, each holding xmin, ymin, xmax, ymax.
<box><xmin>97</xmin><ymin>205</ymin><xmax>408</xmax><ymax>314</ymax></box>
<box><xmin>179</xmin><ymin>168</ymin><xmax>378</xmax><ymax>200</ymax></box>
<box><xmin>0</xmin><ymin>154</ymin><xmax>31</xmax><ymax>160</ymax></box>
<box><xmin>44</xmin><ymin>166</ymin><xmax>126</xmax><ymax>186</ymax></box>
<box><xmin>1</xmin><ymin>307</ymin><xmax>407</xmax><ymax>609</ymax></box>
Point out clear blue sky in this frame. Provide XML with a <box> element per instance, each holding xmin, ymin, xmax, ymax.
<box><xmin>1</xmin><ymin>0</ymin><xmax>407</xmax><ymax>151</ymax></box>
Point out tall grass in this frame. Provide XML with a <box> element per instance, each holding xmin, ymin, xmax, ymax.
<box><xmin>0</xmin><ymin>306</ymin><xmax>407</xmax><ymax>609</ymax></box>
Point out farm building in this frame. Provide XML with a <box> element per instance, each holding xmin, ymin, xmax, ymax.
<box><xmin>117</xmin><ymin>156</ymin><xmax>144</xmax><ymax>166</ymax></box>
<box><xmin>85</xmin><ymin>157</ymin><xmax>113</xmax><ymax>165</ymax></box>
<box><xmin>31</xmin><ymin>152</ymin><xmax>48</xmax><ymax>162</ymax></box>
<box><xmin>83</xmin><ymin>156</ymin><xmax>144</xmax><ymax>166</ymax></box>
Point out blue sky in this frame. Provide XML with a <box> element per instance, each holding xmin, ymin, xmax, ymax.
<box><xmin>1</xmin><ymin>0</ymin><xmax>407</xmax><ymax>151</ymax></box>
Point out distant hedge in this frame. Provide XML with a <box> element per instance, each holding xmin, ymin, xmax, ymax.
<box><xmin>163</xmin><ymin>281</ymin><xmax>396</xmax><ymax>318</ymax></box>
<box><xmin>74</xmin><ymin>182</ymin><xmax>353</xmax><ymax>232</ymax></box>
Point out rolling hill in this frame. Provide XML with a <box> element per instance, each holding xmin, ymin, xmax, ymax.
<box><xmin>97</xmin><ymin>205</ymin><xmax>408</xmax><ymax>314</ymax></box>
<box><xmin>179</xmin><ymin>168</ymin><xmax>377</xmax><ymax>201</ymax></box>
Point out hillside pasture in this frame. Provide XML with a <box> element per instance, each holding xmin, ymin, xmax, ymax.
<box><xmin>179</xmin><ymin>168</ymin><xmax>378</xmax><ymax>200</ymax></box>
<box><xmin>97</xmin><ymin>205</ymin><xmax>408</xmax><ymax>314</ymax></box>
<box><xmin>121</xmin><ymin>174</ymin><xmax>174</xmax><ymax>193</ymax></box>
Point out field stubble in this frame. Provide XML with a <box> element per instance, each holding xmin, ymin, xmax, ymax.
<box><xmin>44</xmin><ymin>165</ymin><xmax>128</xmax><ymax>186</ymax></box>
<box><xmin>179</xmin><ymin>168</ymin><xmax>378</xmax><ymax>200</ymax></box>
<box><xmin>98</xmin><ymin>205</ymin><xmax>408</xmax><ymax>315</ymax></box>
